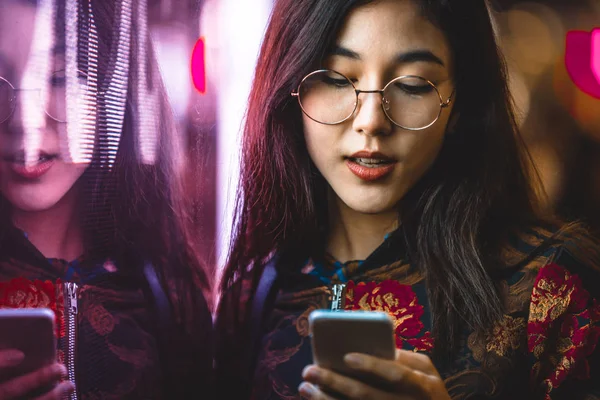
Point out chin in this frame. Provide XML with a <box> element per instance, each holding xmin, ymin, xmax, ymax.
<box><xmin>339</xmin><ymin>194</ymin><xmax>401</xmax><ymax>215</ymax></box>
<box><xmin>3</xmin><ymin>187</ymin><xmax>69</xmax><ymax>212</ymax></box>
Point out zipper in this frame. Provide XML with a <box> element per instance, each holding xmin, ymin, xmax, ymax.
<box><xmin>330</xmin><ymin>283</ymin><xmax>347</xmax><ymax>311</ymax></box>
<box><xmin>64</xmin><ymin>282</ymin><xmax>79</xmax><ymax>400</ymax></box>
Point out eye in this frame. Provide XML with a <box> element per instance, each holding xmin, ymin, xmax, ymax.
<box><xmin>322</xmin><ymin>74</ymin><xmax>351</xmax><ymax>88</ymax></box>
<box><xmin>49</xmin><ymin>71</ymin><xmax>88</xmax><ymax>87</ymax></box>
<box><xmin>395</xmin><ymin>82</ymin><xmax>433</xmax><ymax>95</ymax></box>
<box><xmin>50</xmin><ymin>71</ymin><xmax>66</xmax><ymax>87</ymax></box>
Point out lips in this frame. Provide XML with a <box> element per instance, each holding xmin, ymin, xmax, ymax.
<box><xmin>345</xmin><ymin>150</ymin><xmax>397</xmax><ymax>181</ymax></box>
<box><xmin>5</xmin><ymin>152</ymin><xmax>57</xmax><ymax>180</ymax></box>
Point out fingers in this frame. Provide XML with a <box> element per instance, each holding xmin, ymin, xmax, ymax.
<box><xmin>0</xmin><ymin>350</ymin><xmax>24</xmax><ymax>369</ymax></box>
<box><xmin>394</xmin><ymin>350</ymin><xmax>439</xmax><ymax>377</ymax></box>
<box><xmin>343</xmin><ymin>351</ymin><xmax>437</xmax><ymax>377</ymax></box>
<box><xmin>301</xmin><ymin>365</ymin><xmax>400</xmax><ymax>400</ymax></box>
<box><xmin>34</xmin><ymin>381</ymin><xmax>75</xmax><ymax>400</ymax></box>
<box><xmin>298</xmin><ymin>382</ymin><xmax>336</xmax><ymax>400</ymax></box>
<box><xmin>0</xmin><ymin>363</ymin><xmax>66</xmax><ymax>399</ymax></box>
<box><xmin>343</xmin><ymin>354</ymin><xmax>426</xmax><ymax>394</ymax></box>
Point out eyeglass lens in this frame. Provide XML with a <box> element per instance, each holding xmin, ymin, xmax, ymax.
<box><xmin>0</xmin><ymin>70</ymin><xmax>96</xmax><ymax>124</ymax></box>
<box><xmin>297</xmin><ymin>70</ymin><xmax>442</xmax><ymax>129</ymax></box>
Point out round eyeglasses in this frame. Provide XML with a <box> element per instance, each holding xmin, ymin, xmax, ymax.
<box><xmin>0</xmin><ymin>70</ymin><xmax>97</xmax><ymax>124</ymax></box>
<box><xmin>291</xmin><ymin>69</ymin><xmax>454</xmax><ymax>130</ymax></box>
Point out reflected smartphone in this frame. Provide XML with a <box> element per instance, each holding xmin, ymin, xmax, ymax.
<box><xmin>0</xmin><ymin>308</ymin><xmax>57</xmax><ymax>380</ymax></box>
<box><xmin>309</xmin><ymin>310</ymin><xmax>396</xmax><ymax>379</ymax></box>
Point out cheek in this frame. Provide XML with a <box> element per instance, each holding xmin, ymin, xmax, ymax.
<box><xmin>404</xmin><ymin>128</ymin><xmax>446</xmax><ymax>170</ymax></box>
<box><xmin>303</xmin><ymin>118</ymin><xmax>341</xmax><ymax>170</ymax></box>
<box><xmin>400</xmin><ymin>109</ymin><xmax>451</xmax><ymax>175</ymax></box>
<box><xmin>47</xmin><ymin>164</ymin><xmax>88</xmax><ymax>200</ymax></box>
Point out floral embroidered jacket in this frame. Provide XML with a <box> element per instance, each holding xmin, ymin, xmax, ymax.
<box><xmin>0</xmin><ymin>229</ymin><xmax>213</xmax><ymax>399</ymax></box>
<box><xmin>216</xmin><ymin>225</ymin><xmax>600</xmax><ymax>399</ymax></box>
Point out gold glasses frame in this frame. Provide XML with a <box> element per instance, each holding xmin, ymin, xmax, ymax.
<box><xmin>291</xmin><ymin>69</ymin><xmax>454</xmax><ymax>131</ymax></box>
<box><xmin>0</xmin><ymin>70</ymin><xmax>96</xmax><ymax>124</ymax></box>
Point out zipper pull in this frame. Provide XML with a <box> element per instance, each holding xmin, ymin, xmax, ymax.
<box><xmin>66</xmin><ymin>282</ymin><xmax>79</xmax><ymax>315</ymax></box>
<box><xmin>331</xmin><ymin>283</ymin><xmax>347</xmax><ymax>311</ymax></box>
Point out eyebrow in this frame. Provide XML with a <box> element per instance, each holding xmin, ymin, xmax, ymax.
<box><xmin>0</xmin><ymin>53</ymin><xmax>7</xmax><ymax>68</ymax></box>
<box><xmin>52</xmin><ymin>44</ymin><xmax>65</xmax><ymax>55</ymax></box>
<box><xmin>0</xmin><ymin>53</ymin><xmax>10</xmax><ymax>75</ymax></box>
<box><xmin>396</xmin><ymin>49</ymin><xmax>445</xmax><ymax>66</ymax></box>
<box><xmin>328</xmin><ymin>45</ymin><xmax>446</xmax><ymax>67</ymax></box>
<box><xmin>329</xmin><ymin>45</ymin><xmax>361</xmax><ymax>60</ymax></box>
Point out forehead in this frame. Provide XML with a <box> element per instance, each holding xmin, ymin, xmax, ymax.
<box><xmin>0</xmin><ymin>1</ymin><xmax>64</xmax><ymax>78</ymax></box>
<box><xmin>0</xmin><ymin>2</ymin><xmax>38</xmax><ymax>72</ymax></box>
<box><xmin>335</xmin><ymin>0</ymin><xmax>452</xmax><ymax>67</ymax></box>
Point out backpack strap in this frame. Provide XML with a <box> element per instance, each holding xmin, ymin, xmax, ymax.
<box><xmin>140</xmin><ymin>261</ymin><xmax>178</xmax><ymax>396</ymax></box>
<box><xmin>246</xmin><ymin>255</ymin><xmax>280</xmax><ymax>388</ymax></box>
<box><xmin>143</xmin><ymin>260</ymin><xmax>174</xmax><ymax>337</ymax></box>
<box><xmin>141</xmin><ymin>260</ymin><xmax>214</xmax><ymax>398</ymax></box>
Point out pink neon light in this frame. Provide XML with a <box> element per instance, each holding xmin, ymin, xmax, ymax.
<box><xmin>592</xmin><ymin>29</ymin><xmax>600</xmax><ymax>86</ymax></box>
<box><xmin>565</xmin><ymin>28</ymin><xmax>600</xmax><ymax>99</ymax></box>
<box><xmin>191</xmin><ymin>37</ymin><xmax>206</xmax><ymax>94</ymax></box>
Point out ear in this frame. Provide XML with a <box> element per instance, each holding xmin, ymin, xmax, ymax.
<box><xmin>446</xmin><ymin>111</ymin><xmax>460</xmax><ymax>134</ymax></box>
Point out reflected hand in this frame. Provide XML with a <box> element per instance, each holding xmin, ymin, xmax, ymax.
<box><xmin>0</xmin><ymin>349</ymin><xmax>74</xmax><ymax>400</ymax></box>
<box><xmin>299</xmin><ymin>349</ymin><xmax>450</xmax><ymax>400</ymax></box>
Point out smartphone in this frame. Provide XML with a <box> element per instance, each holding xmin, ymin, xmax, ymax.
<box><xmin>0</xmin><ymin>308</ymin><xmax>57</xmax><ymax>380</ymax></box>
<box><xmin>309</xmin><ymin>310</ymin><xmax>396</xmax><ymax>379</ymax></box>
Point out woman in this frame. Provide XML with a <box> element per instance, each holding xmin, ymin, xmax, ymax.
<box><xmin>0</xmin><ymin>0</ymin><xmax>212</xmax><ymax>398</ymax></box>
<box><xmin>216</xmin><ymin>0</ymin><xmax>600</xmax><ymax>399</ymax></box>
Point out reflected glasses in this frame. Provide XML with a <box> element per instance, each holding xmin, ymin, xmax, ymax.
<box><xmin>291</xmin><ymin>69</ymin><xmax>454</xmax><ymax>130</ymax></box>
<box><xmin>0</xmin><ymin>70</ymin><xmax>96</xmax><ymax>124</ymax></box>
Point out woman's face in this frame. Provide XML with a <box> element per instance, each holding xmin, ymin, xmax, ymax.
<box><xmin>0</xmin><ymin>1</ymin><xmax>87</xmax><ymax>212</ymax></box>
<box><xmin>303</xmin><ymin>0</ymin><xmax>455</xmax><ymax>216</ymax></box>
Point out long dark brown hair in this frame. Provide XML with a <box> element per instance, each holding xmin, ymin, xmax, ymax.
<box><xmin>221</xmin><ymin>0</ymin><xmax>542</xmax><ymax>357</ymax></box>
<box><xmin>0</xmin><ymin>0</ymin><xmax>210</xmax><ymax>325</ymax></box>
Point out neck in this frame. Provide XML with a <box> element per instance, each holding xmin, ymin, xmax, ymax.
<box><xmin>11</xmin><ymin>188</ymin><xmax>83</xmax><ymax>261</ymax></box>
<box><xmin>327</xmin><ymin>191</ymin><xmax>399</xmax><ymax>263</ymax></box>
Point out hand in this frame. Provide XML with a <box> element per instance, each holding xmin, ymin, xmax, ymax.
<box><xmin>0</xmin><ymin>349</ymin><xmax>74</xmax><ymax>400</ymax></box>
<box><xmin>299</xmin><ymin>349</ymin><xmax>451</xmax><ymax>400</ymax></box>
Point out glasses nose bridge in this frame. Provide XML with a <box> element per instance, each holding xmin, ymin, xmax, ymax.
<box><xmin>1</xmin><ymin>88</ymin><xmax>45</xmax><ymax>123</ymax></box>
<box><xmin>354</xmin><ymin>88</ymin><xmax>391</xmax><ymax>115</ymax></box>
<box><xmin>355</xmin><ymin>88</ymin><xmax>385</xmax><ymax>97</ymax></box>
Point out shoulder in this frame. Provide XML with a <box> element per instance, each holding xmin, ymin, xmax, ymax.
<box><xmin>217</xmin><ymin>267</ymin><xmax>256</xmax><ymax>330</ymax></box>
<box><xmin>510</xmin><ymin>223</ymin><xmax>600</xmax><ymax>396</ymax></box>
<box><xmin>503</xmin><ymin>221</ymin><xmax>600</xmax><ymax>283</ymax></box>
<box><xmin>498</xmin><ymin>221</ymin><xmax>600</xmax><ymax>323</ymax></box>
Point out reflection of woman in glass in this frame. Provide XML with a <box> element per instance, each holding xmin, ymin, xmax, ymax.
<box><xmin>216</xmin><ymin>0</ymin><xmax>600</xmax><ymax>399</ymax></box>
<box><xmin>0</xmin><ymin>0</ymin><xmax>212</xmax><ymax>398</ymax></box>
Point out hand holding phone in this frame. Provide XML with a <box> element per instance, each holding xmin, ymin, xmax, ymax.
<box><xmin>302</xmin><ymin>310</ymin><xmax>450</xmax><ymax>400</ymax></box>
<box><xmin>0</xmin><ymin>308</ymin><xmax>73</xmax><ymax>399</ymax></box>
<box><xmin>309</xmin><ymin>310</ymin><xmax>396</xmax><ymax>379</ymax></box>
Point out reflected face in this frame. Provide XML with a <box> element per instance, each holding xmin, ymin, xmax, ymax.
<box><xmin>0</xmin><ymin>1</ymin><xmax>87</xmax><ymax>212</ymax></box>
<box><xmin>302</xmin><ymin>0</ymin><xmax>455</xmax><ymax>216</ymax></box>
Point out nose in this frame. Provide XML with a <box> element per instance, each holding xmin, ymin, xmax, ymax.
<box><xmin>351</xmin><ymin>91</ymin><xmax>393</xmax><ymax>137</ymax></box>
<box><xmin>4</xmin><ymin>90</ymin><xmax>49</xmax><ymax>132</ymax></box>
<box><xmin>1</xmin><ymin>91</ymin><xmax>53</xmax><ymax>157</ymax></box>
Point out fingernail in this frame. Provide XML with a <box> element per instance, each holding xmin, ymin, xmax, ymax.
<box><xmin>3</xmin><ymin>350</ymin><xmax>25</xmax><ymax>365</ymax></box>
<box><xmin>53</xmin><ymin>363</ymin><xmax>68</xmax><ymax>377</ymax></box>
<box><xmin>344</xmin><ymin>353</ymin><xmax>363</xmax><ymax>367</ymax></box>
<box><xmin>302</xmin><ymin>366</ymin><xmax>320</xmax><ymax>380</ymax></box>
<box><xmin>62</xmin><ymin>381</ymin><xmax>75</xmax><ymax>394</ymax></box>
<box><xmin>298</xmin><ymin>382</ymin><xmax>316</xmax><ymax>397</ymax></box>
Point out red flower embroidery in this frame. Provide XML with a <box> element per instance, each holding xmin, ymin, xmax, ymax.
<box><xmin>87</xmin><ymin>304</ymin><xmax>115</xmax><ymax>336</ymax></box>
<box><xmin>0</xmin><ymin>277</ymin><xmax>65</xmax><ymax>338</ymax></box>
<box><xmin>345</xmin><ymin>280</ymin><xmax>433</xmax><ymax>351</ymax></box>
<box><xmin>528</xmin><ymin>263</ymin><xmax>600</xmax><ymax>395</ymax></box>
